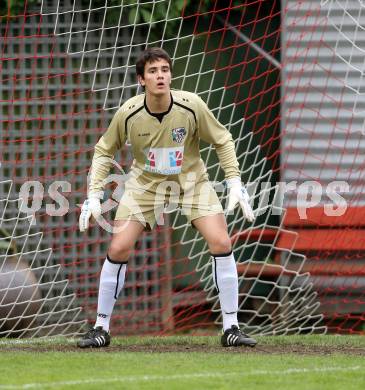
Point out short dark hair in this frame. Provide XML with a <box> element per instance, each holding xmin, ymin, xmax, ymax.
<box><xmin>135</xmin><ymin>47</ymin><xmax>172</xmax><ymax>78</ymax></box>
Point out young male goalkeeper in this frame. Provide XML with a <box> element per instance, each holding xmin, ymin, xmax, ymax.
<box><xmin>77</xmin><ymin>47</ymin><xmax>257</xmax><ymax>348</ymax></box>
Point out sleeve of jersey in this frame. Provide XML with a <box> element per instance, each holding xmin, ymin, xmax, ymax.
<box><xmin>196</xmin><ymin>98</ymin><xmax>240</xmax><ymax>179</ymax></box>
<box><xmin>88</xmin><ymin>108</ymin><xmax>125</xmax><ymax>196</ymax></box>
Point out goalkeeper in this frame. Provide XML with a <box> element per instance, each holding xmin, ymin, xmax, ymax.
<box><xmin>77</xmin><ymin>47</ymin><xmax>256</xmax><ymax>348</ymax></box>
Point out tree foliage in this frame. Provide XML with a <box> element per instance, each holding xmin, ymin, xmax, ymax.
<box><xmin>1</xmin><ymin>0</ymin><xmax>243</xmax><ymax>42</ymax></box>
<box><xmin>0</xmin><ymin>0</ymin><xmax>39</xmax><ymax>16</ymax></box>
<box><xmin>2</xmin><ymin>0</ymin><xmax>242</xmax><ymax>22</ymax></box>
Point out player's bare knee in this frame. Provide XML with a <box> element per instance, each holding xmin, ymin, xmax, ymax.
<box><xmin>210</xmin><ymin>236</ymin><xmax>232</xmax><ymax>254</ymax></box>
<box><xmin>107</xmin><ymin>243</ymin><xmax>131</xmax><ymax>263</ymax></box>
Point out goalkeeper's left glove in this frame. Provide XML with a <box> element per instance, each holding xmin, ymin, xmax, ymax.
<box><xmin>226</xmin><ymin>177</ymin><xmax>255</xmax><ymax>222</ymax></box>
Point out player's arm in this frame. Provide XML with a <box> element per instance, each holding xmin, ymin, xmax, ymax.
<box><xmin>79</xmin><ymin>108</ymin><xmax>126</xmax><ymax>232</ymax></box>
<box><xmin>196</xmin><ymin>96</ymin><xmax>254</xmax><ymax>222</ymax></box>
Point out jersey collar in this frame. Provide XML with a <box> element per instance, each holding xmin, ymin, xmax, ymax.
<box><xmin>144</xmin><ymin>93</ymin><xmax>173</xmax><ymax>122</ymax></box>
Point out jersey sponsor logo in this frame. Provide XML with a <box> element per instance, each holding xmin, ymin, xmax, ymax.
<box><xmin>144</xmin><ymin>147</ymin><xmax>184</xmax><ymax>175</ymax></box>
<box><xmin>171</xmin><ymin>127</ymin><xmax>186</xmax><ymax>143</ymax></box>
<box><xmin>145</xmin><ymin>151</ymin><xmax>156</xmax><ymax>168</ymax></box>
<box><xmin>169</xmin><ymin>150</ymin><xmax>183</xmax><ymax>167</ymax></box>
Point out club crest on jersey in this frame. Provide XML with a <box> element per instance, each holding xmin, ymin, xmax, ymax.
<box><xmin>171</xmin><ymin>127</ymin><xmax>186</xmax><ymax>143</ymax></box>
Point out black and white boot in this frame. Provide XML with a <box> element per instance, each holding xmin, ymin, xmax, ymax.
<box><xmin>77</xmin><ymin>326</ymin><xmax>111</xmax><ymax>348</ymax></box>
<box><xmin>221</xmin><ymin>325</ymin><xmax>257</xmax><ymax>347</ymax></box>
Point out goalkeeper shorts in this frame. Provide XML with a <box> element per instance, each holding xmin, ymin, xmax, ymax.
<box><xmin>114</xmin><ymin>174</ymin><xmax>223</xmax><ymax>230</ymax></box>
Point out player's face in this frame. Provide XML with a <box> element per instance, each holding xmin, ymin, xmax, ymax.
<box><xmin>139</xmin><ymin>58</ymin><xmax>171</xmax><ymax>96</ymax></box>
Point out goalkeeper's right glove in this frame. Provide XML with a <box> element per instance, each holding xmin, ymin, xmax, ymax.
<box><xmin>79</xmin><ymin>195</ymin><xmax>102</xmax><ymax>232</ymax></box>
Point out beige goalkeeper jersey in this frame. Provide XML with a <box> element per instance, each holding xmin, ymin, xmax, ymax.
<box><xmin>88</xmin><ymin>90</ymin><xmax>240</xmax><ymax>196</ymax></box>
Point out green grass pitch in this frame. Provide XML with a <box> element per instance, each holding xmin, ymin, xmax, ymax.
<box><xmin>0</xmin><ymin>335</ymin><xmax>364</xmax><ymax>389</ymax></box>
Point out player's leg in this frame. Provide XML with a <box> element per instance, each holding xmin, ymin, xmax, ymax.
<box><xmin>192</xmin><ymin>214</ymin><xmax>237</xmax><ymax>331</ymax></box>
<box><xmin>192</xmin><ymin>214</ymin><xmax>257</xmax><ymax>347</ymax></box>
<box><xmin>95</xmin><ymin>219</ymin><xmax>145</xmax><ymax>330</ymax></box>
<box><xmin>77</xmin><ymin>219</ymin><xmax>144</xmax><ymax>348</ymax></box>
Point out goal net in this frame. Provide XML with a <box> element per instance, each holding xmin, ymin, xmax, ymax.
<box><xmin>0</xmin><ymin>0</ymin><xmax>363</xmax><ymax>337</ymax></box>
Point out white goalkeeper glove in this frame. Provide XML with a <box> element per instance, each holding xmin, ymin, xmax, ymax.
<box><xmin>226</xmin><ymin>177</ymin><xmax>255</xmax><ymax>222</ymax></box>
<box><xmin>79</xmin><ymin>195</ymin><xmax>102</xmax><ymax>232</ymax></box>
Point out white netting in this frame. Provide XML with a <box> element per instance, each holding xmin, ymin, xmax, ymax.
<box><xmin>0</xmin><ymin>179</ymin><xmax>85</xmax><ymax>337</ymax></box>
<box><xmin>0</xmin><ymin>0</ymin><xmax>331</xmax><ymax>337</ymax></box>
<box><xmin>37</xmin><ymin>0</ymin><xmax>326</xmax><ymax>335</ymax></box>
<box><xmin>41</xmin><ymin>0</ymin><xmax>187</xmax><ymax>110</ymax></box>
<box><xmin>282</xmin><ymin>0</ymin><xmax>365</xmax><ymax>334</ymax></box>
<box><xmin>318</xmin><ymin>0</ymin><xmax>365</xmax><ymax>124</ymax></box>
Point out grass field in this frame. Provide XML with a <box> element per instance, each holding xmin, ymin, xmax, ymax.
<box><xmin>1</xmin><ymin>335</ymin><xmax>365</xmax><ymax>389</ymax></box>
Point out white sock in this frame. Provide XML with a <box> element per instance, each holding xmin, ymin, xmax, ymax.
<box><xmin>211</xmin><ymin>251</ymin><xmax>239</xmax><ymax>331</ymax></box>
<box><xmin>94</xmin><ymin>255</ymin><xmax>127</xmax><ymax>332</ymax></box>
